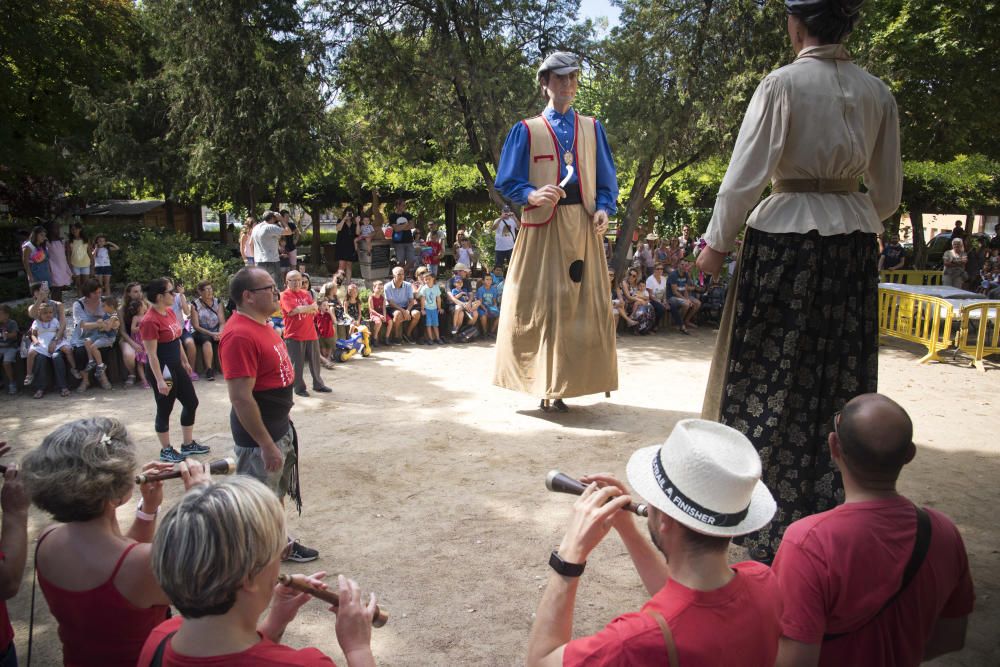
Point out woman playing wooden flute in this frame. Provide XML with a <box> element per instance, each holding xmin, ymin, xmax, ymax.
<box><xmin>20</xmin><ymin>418</ymin><xmax>211</xmax><ymax>667</ymax></box>
<box><xmin>139</xmin><ymin>476</ymin><xmax>378</xmax><ymax>666</ymax></box>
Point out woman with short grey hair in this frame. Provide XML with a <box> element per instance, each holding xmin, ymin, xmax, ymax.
<box><xmin>21</xmin><ymin>417</ymin><xmax>209</xmax><ymax>667</ymax></box>
<box><xmin>139</xmin><ymin>477</ymin><xmax>378</xmax><ymax>666</ymax></box>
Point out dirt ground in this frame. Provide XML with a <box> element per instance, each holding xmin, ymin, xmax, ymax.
<box><xmin>1</xmin><ymin>330</ymin><xmax>997</xmax><ymax>666</ymax></box>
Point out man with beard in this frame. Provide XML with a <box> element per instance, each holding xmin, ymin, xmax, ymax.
<box><xmin>526</xmin><ymin>420</ymin><xmax>782</xmax><ymax>666</ymax></box>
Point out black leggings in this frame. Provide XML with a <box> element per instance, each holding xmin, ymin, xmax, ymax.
<box><xmin>147</xmin><ymin>339</ymin><xmax>198</xmax><ymax>433</ymax></box>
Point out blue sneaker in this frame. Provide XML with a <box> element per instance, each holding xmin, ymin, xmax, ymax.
<box><xmin>180</xmin><ymin>441</ymin><xmax>211</xmax><ymax>456</ymax></box>
<box><xmin>159</xmin><ymin>447</ymin><xmax>187</xmax><ymax>463</ymax></box>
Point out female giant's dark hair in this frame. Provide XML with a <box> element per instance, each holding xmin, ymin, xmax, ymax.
<box><xmin>788</xmin><ymin>0</ymin><xmax>863</xmax><ymax>45</ymax></box>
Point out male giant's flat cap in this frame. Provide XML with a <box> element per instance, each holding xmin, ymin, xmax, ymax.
<box><xmin>537</xmin><ymin>51</ymin><xmax>580</xmax><ymax>78</ymax></box>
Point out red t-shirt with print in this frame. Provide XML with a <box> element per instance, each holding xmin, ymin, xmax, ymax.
<box><xmin>139</xmin><ymin>307</ymin><xmax>182</xmax><ymax>344</ymax></box>
<box><xmin>137</xmin><ymin>617</ymin><xmax>335</xmax><ymax>666</ymax></box>
<box><xmin>280</xmin><ymin>289</ymin><xmax>318</xmax><ymax>341</ymax></box>
<box><xmin>563</xmin><ymin>561</ymin><xmax>781</xmax><ymax>666</ymax></box>
<box><xmin>219</xmin><ymin>312</ymin><xmax>294</xmax><ymax>391</ymax></box>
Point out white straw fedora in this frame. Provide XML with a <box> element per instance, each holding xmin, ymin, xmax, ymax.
<box><xmin>626</xmin><ymin>419</ymin><xmax>776</xmax><ymax>537</ymax></box>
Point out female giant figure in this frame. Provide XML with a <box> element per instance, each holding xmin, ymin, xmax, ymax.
<box><xmin>697</xmin><ymin>0</ymin><xmax>902</xmax><ymax>563</ymax></box>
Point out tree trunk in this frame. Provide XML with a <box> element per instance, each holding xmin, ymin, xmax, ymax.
<box><xmin>219</xmin><ymin>211</ymin><xmax>229</xmax><ymax>245</ymax></box>
<box><xmin>192</xmin><ymin>204</ymin><xmax>204</xmax><ymax>239</ymax></box>
<box><xmin>164</xmin><ymin>199</ymin><xmax>176</xmax><ymax>232</ymax></box>
<box><xmin>445</xmin><ymin>200</ymin><xmax>458</xmax><ymax>248</ymax></box>
<box><xmin>911</xmin><ymin>211</ymin><xmax>927</xmax><ymax>268</ymax></box>
<box><xmin>611</xmin><ymin>161</ymin><xmax>654</xmax><ymax>281</ymax></box>
<box><xmin>965</xmin><ymin>211</ymin><xmax>976</xmax><ymax>234</ymax></box>
<box><xmin>312</xmin><ymin>205</ymin><xmax>323</xmax><ymax>273</ymax></box>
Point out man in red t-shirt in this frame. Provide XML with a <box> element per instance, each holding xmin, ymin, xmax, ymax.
<box><xmin>526</xmin><ymin>419</ymin><xmax>782</xmax><ymax>667</ymax></box>
<box><xmin>280</xmin><ymin>271</ymin><xmax>330</xmax><ymax>397</ymax></box>
<box><xmin>0</xmin><ymin>452</ymin><xmax>28</xmax><ymax>664</ymax></box>
<box><xmin>220</xmin><ymin>267</ymin><xmax>318</xmax><ymax>563</ymax></box>
<box><xmin>773</xmin><ymin>394</ymin><xmax>974</xmax><ymax>667</ymax></box>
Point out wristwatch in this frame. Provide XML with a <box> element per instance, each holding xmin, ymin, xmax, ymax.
<box><xmin>549</xmin><ymin>550</ymin><xmax>586</xmax><ymax>577</ymax></box>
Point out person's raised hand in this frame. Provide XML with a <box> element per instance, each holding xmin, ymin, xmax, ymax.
<box><xmin>557</xmin><ymin>482</ymin><xmax>632</xmax><ymax>564</ymax></box>
<box><xmin>580</xmin><ymin>473</ymin><xmax>637</xmax><ymax>534</ymax></box>
<box><xmin>137</xmin><ymin>461</ymin><xmax>172</xmax><ymax>512</ymax></box>
<box><xmin>334</xmin><ymin>575</ymin><xmax>375</xmax><ymax>659</ymax></box>
<box><xmin>593</xmin><ymin>210</ymin><xmax>610</xmax><ymax>236</ymax></box>
<box><xmin>178</xmin><ymin>458</ymin><xmax>212</xmax><ymax>490</ymax></box>
<box><xmin>695</xmin><ymin>245</ymin><xmax>726</xmax><ymax>276</ymax></box>
<box><xmin>0</xmin><ymin>464</ymin><xmax>30</xmax><ymax>516</ymax></box>
<box><xmin>527</xmin><ymin>185</ymin><xmax>567</xmax><ymax>209</ymax></box>
<box><xmin>272</xmin><ymin>571</ymin><xmax>328</xmax><ymax>620</ymax></box>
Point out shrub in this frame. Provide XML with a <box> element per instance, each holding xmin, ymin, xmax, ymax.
<box><xmin>172</xmin><ymin>253</ymin><xmax>243</xmax><ymax>298</ymax></box>
<box><xmin>0</xmin><ymin>276</ymin><xmax>24</xmax><ymax>303</ymax></box>
<box><xmin>123</xmin><ymin>229</ymin><xmax>202</xmax><ymax>285</ymax></box>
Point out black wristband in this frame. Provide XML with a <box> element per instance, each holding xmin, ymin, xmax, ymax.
<box><xmin>549</xmin><ymin>550</ymin><xmax>586</xmax><ymax>577</ymax></box>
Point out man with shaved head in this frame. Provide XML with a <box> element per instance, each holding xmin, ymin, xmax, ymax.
<box><xmin>773</xmin><ymin>393</ymin><xmax>974</xmax><ymax>667</ymax></box>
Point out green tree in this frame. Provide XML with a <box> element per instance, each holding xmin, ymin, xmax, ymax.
<box><xmin>319</xmin><ymin>0</ymin><xmax>590</xmax><ymax>202</ymax></box>
<box><xmin>144</xmin><ymin>0</ymin><xmax>327</xmax><ymax>210</ymax></box>
<box><xmin>852</xmin><ymin>0</ymin><xmax>1000</xmax><ymax>162</ymax></box>
<box><xmin>590</xmin><ymin>0</ymin><xmax>787</xmax><ymax>277</ymax></box>
<box><xmin>0</xmin><ymin>0</ymin><xmax>139</xmax><ymax>216</ymax></box>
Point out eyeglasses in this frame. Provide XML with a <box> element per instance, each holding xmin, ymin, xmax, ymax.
<box><xmin>833</xmin><ymin>411</ymin><xmax>842</xmax><ymax>439</ymax></box>
<box><xmin>248</xmin><ymin>284</ymin><xmax>279</xmax><ymax>294</ymax></box>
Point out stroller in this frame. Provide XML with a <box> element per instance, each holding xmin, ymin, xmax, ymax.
<box><xmin>701</xmin><ymin>282</ymin><xmax>729</xmax><ymax>325</ymax></box>
<box><xmin>333</xmin><ymin>324</ymin><xmax>371</xmax><ymax>362</ymax></box>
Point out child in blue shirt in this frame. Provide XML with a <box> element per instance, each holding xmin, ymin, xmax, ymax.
<box><xmin>448</xmin><ymin>276</ymin><xmax>480</xmax><ymax>335</ymax></box>
<box><xmin>476</xmin><ymin>273</ymin><xmax>501</xmax><ymax>337</ymax></box>
<box><xmin>418</xmin><ymin>273</ymin><xmax>444</xmax><ymax>344</ymax></box>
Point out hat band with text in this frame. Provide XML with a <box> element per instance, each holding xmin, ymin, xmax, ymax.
<box><xmin>652</xmin><ymin>452</ymin><xmax>750</xmax><ymax>528</ymax></box>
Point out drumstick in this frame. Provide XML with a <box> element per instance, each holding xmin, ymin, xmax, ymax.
<box><xmin>545</xmin><ymin>470</ymin><xmax>648</xmax><ymax>517</ymax></box>
<box><xmin>134</xmin><ymin>458</ymin><xmax>236</xmax><ymax>484</ymax></box>
<box><xmin>277</xmin><ymin>573</ymin><xmax>388</xmax><ymax>627</ymax></box>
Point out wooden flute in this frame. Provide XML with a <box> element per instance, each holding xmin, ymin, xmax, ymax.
<box><xmin>134</xmin><ymin>457</ymin><xmax>236</xmax><ymax>484</ymax></box>
<box><xmin>545</xmin><ymin>470</ymin><xmax>649</xmax><ymax>517</ymax></box>
<box><xmin>277</xmin><ymin>573</ymin><xmax>388</xmax><ymax>627</ymax></box>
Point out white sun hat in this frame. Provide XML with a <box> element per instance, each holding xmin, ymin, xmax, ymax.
<box><xmin>626</xmin><ymin>419</ymin><xmax>776</xmax><ymax>537</ymax></box>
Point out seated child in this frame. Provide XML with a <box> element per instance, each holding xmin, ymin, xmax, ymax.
<box><xmin>476</xmin><ymin>273</ymin><xmax>501</xmax><ymax>337</ymax></box>
<box><xmin>82</xmin><ymin>295</ymin><xmax>120</xmax><ymax>388</ymax></box>
<box><xmin>367</xmin><ymin>280</ymin><xmax>392</xmax><ymax>345</ymax></box>
<box><xmin>418</xmin><ymin>272</ymin><xmax>443</xmax><ymax>345</ymax></box>
<box><xmin>126</xmin><ymin>299</ymin><xmax>150</xmax><ymax>389</ymax></box>
<box><xmin>25</xmin><ymin>303</ymin><xmax>72</xmax><ymax>397</ymax></box>
<box><xmin>0</xmin><ymin>305</ymin><xmax>19</xmax><ymax>395</ymax></box>
<box><xmin>449</xmin><ymin>276</ymin><xmax>479</xmax><ymax>335</ymax></box>
<box><xmin>355</xmin><ymin>214</ymin><xmax>376</xmax><ymax>254</ymax></box>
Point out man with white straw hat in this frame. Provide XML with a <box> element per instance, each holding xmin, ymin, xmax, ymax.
<box><xmin>526</xmin><ymin>419</ymin><xmax>782</xmax><ymax>666</ymax></box>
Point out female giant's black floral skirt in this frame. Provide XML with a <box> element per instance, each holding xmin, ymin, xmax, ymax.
<box><xmin>703</xmin><ymin>227</ymin><xmax>880</xmax><ymax>561</ymax></box>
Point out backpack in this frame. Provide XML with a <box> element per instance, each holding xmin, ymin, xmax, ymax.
<box><xmin>456</xmin><ymin>324</ymin><xmax>480</xmax><ymax>343</ymax></box>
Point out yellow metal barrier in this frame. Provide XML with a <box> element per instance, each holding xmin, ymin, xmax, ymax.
<box><xmin>955</xmin><ymin>301</ymin><xmax>1000</xmax><ymax>372</ymax></box>
<box><xmin>878</xmin><ymin>288</ymin><xmax>954</xmax><ymax>363</ymax></box>
<box><xmin>879</xmin><ymin>270</ymin><xmax>942</xmax><ymax>286</ymax></box>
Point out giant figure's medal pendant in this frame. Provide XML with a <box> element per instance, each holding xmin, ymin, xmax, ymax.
<box><xmin>563</xmin><ymin>151</ymin><xmax>573</xmax><ymax>166</ymax></box>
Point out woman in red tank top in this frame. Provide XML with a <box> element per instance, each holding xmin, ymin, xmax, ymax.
<box><xmin>21</xmin><ymin>417</ymin><xmax>210</xmax><ymax>666</ymax></box>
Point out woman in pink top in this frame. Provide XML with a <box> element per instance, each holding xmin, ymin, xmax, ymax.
<box><xmin>21</xmin><ymin>417</ymin><xmax>210</xmax><ymax>666</ymax></box>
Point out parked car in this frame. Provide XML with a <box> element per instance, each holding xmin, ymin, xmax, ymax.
<box><xmin>926</xmin><ymin>232</ymin><xmax>990</xmax><ymax>268</ymax></box>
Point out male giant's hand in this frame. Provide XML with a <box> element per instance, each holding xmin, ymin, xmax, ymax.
<box><xmin>593</xmin><ymin>210</ymin><xmax>609</xmax><ymax>237</ymax></box>
<box><xmin>557</xmin><ymin>483</ymin><xmax>632</xmax><ymax>565</ymax></box>
<box><xmin>527</xmin><ymin>185</ymin><xmax>566</xmax><ymax>209</ymax></box>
